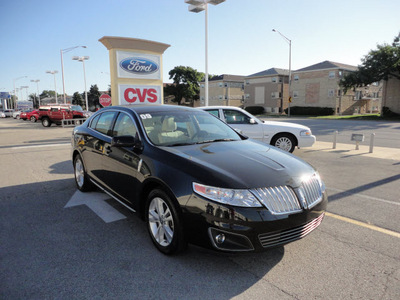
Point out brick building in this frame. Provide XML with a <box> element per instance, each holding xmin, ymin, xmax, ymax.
<box><xmin>200</xmin><ymin>74</ymin><xmax>245</xmax><ymax>107</ymax></box>
<box><xmin>243</xmin><ymin>68</ymin><xmax>289</xmax><ymax>113</ymax></box>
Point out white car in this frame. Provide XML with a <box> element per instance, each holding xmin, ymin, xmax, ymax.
<box><xmin>200</xmin><ymin>106</ymin><xmax>316</xmax><ymax>152</ymax></box>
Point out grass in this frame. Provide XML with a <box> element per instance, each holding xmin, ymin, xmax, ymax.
<box><xmin>311</xmin><ymin>114</ymin><xmax>400</xmax><ymax>121</ymax></box>
<box><xmin>256</xmin><ymin>113</ymin><xmax>400</xmax><ymax>121</ymax></box>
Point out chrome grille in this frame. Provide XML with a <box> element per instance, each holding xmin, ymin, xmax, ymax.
<box><xmin>251</xmin><ymin>186</ymin><xmax>302</xmax><ymax>215</ymax></box>
<box><xmin>258</xmin><ymin>213</ymin><xmax>325</xmax><ymax>248</ymax></box>
<box><xmin>299</xmin><ymin>174</ymin><xmax>324</xmax><ymax>209</ymax></box>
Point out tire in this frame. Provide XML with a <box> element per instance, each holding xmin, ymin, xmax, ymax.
<box><xmin>271</xmin><ymin>134</ymin><xmax>296</xmax><ymax>153</ymax></box>
<box><xmin>42</xmin><ymin>118</ymin><xmax>51</xmax><ymax>127</ymax></box>
<box><xmin>146</xmin><ymin>189</ymin><xmax>187</xmax><ymax>255</ymax></box>
<box><xmin>17</xmin><ymin>115</ymin><xmax>20</xmax><ymax>120</ymax></box>
<box><xmin>30</xmin><ymin>116</ymin><xmax>37</xmax><ymax>122</ymax></box>
<box><xmin>73</xmin><ymin>154</ymin><xmax>93</xmax><ymax>192</ymax></box>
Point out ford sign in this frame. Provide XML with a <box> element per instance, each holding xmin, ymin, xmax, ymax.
<box><xmin>120</xmin><ymin>57</ymin><xmax>159</xmax><ymax>75</ymax></box>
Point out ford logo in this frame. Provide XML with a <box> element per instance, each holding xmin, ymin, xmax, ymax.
<box><xmin>120</xmin><ymin>57</ymin><xmax>159</xmax><ymax>75</ymax></box>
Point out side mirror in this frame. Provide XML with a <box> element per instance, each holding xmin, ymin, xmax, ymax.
<box><xmin>111</xmin><ymin>134</ymin><xmax>143</xmax><ymax>152</ymax></box>
<box><xmin>249</xmin><ymin>118</ymin><xmax>257</xmax><ymax>124</ymax></box>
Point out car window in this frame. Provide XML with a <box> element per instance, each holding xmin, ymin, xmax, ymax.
<box><xmin>140</xmin><ymin>110</ymin><xmax>241</xmax><ymax>146</ymax></box>
<box><xmin>94</xmin><ymin>112</ymin><xmax>117</xmax><ymax>136</ymax></box>
<box><xmin>89</xmin><ymin>114</ymin><xmax>100</xmax><ymax>129</ymax></box>
<box><xmin>223</xmin><ymin>109</ymin><xmax>252</xmax><ymax>125</ymax></box>
<box><xmin>206</xmin><ymin>109</ymin><xmax>220</xmax><ymax>118</ymax></box>
<box><xmin>112</xmin><ymin>113</ymin><xmax>137</xmax><ymax>137</ymax></box>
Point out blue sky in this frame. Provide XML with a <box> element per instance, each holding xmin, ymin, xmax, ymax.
<box><xmin>1</xmin><ymin>0</ymin><xmax>399</xmax><ymax>99</ymax></box>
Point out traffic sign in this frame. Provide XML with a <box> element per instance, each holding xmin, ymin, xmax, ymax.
<box><xmin>289</xmin><ymin>96</ymin><xmax>292</xmax><ymax>103</ymax></box>
<box><xmin>99</xmin><ymin>93</ymin><xmax>112</xmax><ymax>107</ymax></box>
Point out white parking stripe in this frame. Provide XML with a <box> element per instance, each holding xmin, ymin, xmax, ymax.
<box><xmin>327</xmin><ymin>187</ymin><xmax>400</xmax><ymax>206</ymax></box>
<box><xmin>10</xmin><ymin>143</ymin><xmax>70</xmax><ymax>150</ymax></box>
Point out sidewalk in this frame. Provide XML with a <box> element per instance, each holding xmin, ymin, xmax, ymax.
<box><xmin>302</xmin><ymin>141</ymin><xmax>400</xmax><ymax>161</ymax></box>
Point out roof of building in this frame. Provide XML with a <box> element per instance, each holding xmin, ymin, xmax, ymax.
<box><xmin>246</xmin><ymin>68</ymin><xmax>289</xmax><ymax>78</ymax></box>
<box><xmin>294</xmin><ymin>60</ymin><xmax>357</xmax><ymax>72</ymax></box>
<box><xmin>201</xmin><ymin>74</ymin><xmax>246</xmax><ymax>82</ymax></box>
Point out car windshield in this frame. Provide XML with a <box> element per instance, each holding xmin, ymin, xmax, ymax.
<box><xmin>139</xmin><ymin>110</ymin><xmax>242</xmax><ymax>146</ymax></box>
<box><xmin>70</xmin><ymin>105</ymin><xmax>83</xmax><ymax>112</ymax></box>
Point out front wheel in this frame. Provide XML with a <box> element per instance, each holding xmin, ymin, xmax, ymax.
<box><xmin>30</xmin><ymin>116</ymin><xmax>37</xmax><ymax>122</ymax></box>
<box><xmin>73</xmin><ymin>155</ymin><xmax>93</xmax><ymax>192</ymax></box>
<box><xmin>271</xmin><ymin>134</ymin><xmax>296</xmax><ymax>153</ymax></box>
<box><xmin>42</xmin><ymin>118</ymin><xmax>51</xmax><ymax>127</ymax></box>
<box><xmin>146</xmin><ymin>189</ymin><xmax>187</xmax><ymax>255</ymax></box>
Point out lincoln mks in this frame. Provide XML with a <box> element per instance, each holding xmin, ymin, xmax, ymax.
<box><xmin>71</xmin><ymin>105</ymin><xmax>327</xmax><ymax>254</ymax></box>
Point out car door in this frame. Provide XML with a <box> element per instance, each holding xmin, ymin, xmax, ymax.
<box><xmin>101</xmin><ymin>112</ymin><xmax>142</xmax><ymax>203</ymax></box>
<box><xmin>82</xmin><ymin>111</ymin><xmax>118</xmax><ymax>186</ymax></box>
<box><xmin>222</xmin><ymin>109</ymin><xmax>264</xmax><ymax>140</ymax></box>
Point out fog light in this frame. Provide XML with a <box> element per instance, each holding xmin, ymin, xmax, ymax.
<box><xmin>215</xmin><ymin>234</ymin><xmax>225</xmax><ymax>244</ymax></box>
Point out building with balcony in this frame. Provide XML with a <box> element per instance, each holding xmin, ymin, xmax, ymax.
<box><xmin>243</xmin><ymin>68</ymin><xmax>289</xmax><ymax>113</ymax></box>
<box><xmin>200</xmin><ymin>74</ymin><xmax>245</xmax><ymax>107</ymax></box>
<box><xmin>290</xmin><ymin>60</ymin><xmax>383</xmax><ymax>115</ymax></box>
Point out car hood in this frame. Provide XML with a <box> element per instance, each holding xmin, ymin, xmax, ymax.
<box><xmin>262</xmin><ymin>120</ymin><xmax>310</xmax><ymax>131</ymax></box>
<box><xmin>160</xmin><ymin>140</ymin><xmax>315</xmax><ymax>189</ymax></box>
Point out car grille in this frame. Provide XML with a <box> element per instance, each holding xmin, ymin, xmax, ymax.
<box><xmin>299</xmin><ymin>174</ymin><xmax>324</xmax><ymax>209</ymax></box>
<box><xmin>258</xmin><ymin>213</ymin><xmax>325</xmax><ymax>248</ymax></box>
<box><xmin>251</xmin><ymin>186</ymin><xmax>302</xmax><ymax>215</ymax></box>
<box><xmin>250</xmin><ymin>174</ymin><xmax>324</xmax><ymax>215</ymax></box>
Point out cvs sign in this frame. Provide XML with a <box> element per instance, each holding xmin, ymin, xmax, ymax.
<box><xmin>119</xmin><ymin>84</ymin><xmax>161</xmax><ymax>105</ymax></box>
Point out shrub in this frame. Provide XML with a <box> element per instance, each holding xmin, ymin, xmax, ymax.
<box><xmin>381</xmin><ymin>106</ymin><xmax>400</xmax><ymax>117</ymax></box>
<box><xmin>245</xmin><ymin>106</ymin><xmax>265</xmax><ymax>115</ymax></box>
<box><xmin>284</xmin><ymin>106</ymin><xmax>334</xmax><ymax>116</ymax></box>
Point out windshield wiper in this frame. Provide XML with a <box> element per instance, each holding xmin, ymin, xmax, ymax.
<box><xmin>195</xmin><ymin>138</ymin><xmax>237</xmax><ymax>144</ymax></box>
<box><xmin>167</xmin><ymin>142</ymin><xmax>196</xmax><ymax>147</ymax></box>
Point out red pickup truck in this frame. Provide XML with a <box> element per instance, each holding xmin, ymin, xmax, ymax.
<box><xmin>38</xmin><ymin>104</ymin><xmax>85</xmax><ymax>127</ymax></box>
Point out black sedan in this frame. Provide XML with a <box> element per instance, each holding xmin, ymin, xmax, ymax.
<box><xmin>71</xmin><ymin>105</ymin><xmax>327</xmax><ymax>254</ymax></box>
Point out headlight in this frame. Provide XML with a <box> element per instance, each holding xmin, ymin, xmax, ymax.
<box><xmin>300</xmin><ymin>130</ymin><xmax>312</xmax><ymax>136</ymax></box>
<box><xmin>193</xmin><ymin>183</ymin><xmax>262</xmax><ymax>207</ymax></box>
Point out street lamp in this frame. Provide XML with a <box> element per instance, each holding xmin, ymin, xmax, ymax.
<box><xmin>46</xmin><ymin>70</ymin><xmax>59</xmax><ymax>104</ymax></box>
<box><xmin>185</xmin><ymin>0</ymin><xmax>226</xmax><ymax>106</ymax></box>
<box><xmin>13</xmin><ymin>76</ymin><xmax>27</xmax><ymax>109</ymax></box>
<box><xmin>31</xmin><ymin>79</ymin><xmax>41</xmax><ymax>106</ymax></box>
<box><xmin>272</xmin><ymin>29</ymin><xmax>292</xmax><ymax>117</ymax></box>
<box><xmin>61</xmin><ymin>45</ymin><xmax>87</xmax><ymax>103</ymax></box>
<box><xmin>72</xmin><ymin>56</ymin><xmax>89</xmax><ymax>110</ymax></box>
<box><xmin>21</xmin><ymin>86</ymin><xmax>29</xmax><ymax>101</ymax></box>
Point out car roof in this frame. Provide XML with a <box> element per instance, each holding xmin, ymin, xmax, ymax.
<box><xmin>104</xmin><ymin>104</ymin><xmax>202</xmax><ymax>114</ymax></box>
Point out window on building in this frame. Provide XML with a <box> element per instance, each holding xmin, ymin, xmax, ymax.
<box><xmin>293</xmin><ymin>91</ymin><xmax>299</xmax><ymax>98</ymax></box>
<box><xmin>294</xmin><ymin>75</ymin><xmax>299</xmax><ymax>81</ymax></box>
<box><xmin>245</xmin><ymin>80</ymin><xmax>250</xmax><ymax>85</ymax></box>
<box><xmin>271</xmin><ymin>77</ymin><xmax>277</xmax><ymax>83</ymax></box>
<box><xmin>329</xmin><ymin>71</ymin><xmax>335</xmax><ymax>79</ymax></box>
<box><xmin>200</xmin><ymin>84</ymin><xmax>204</xmax><ymax>88</ymax></box>
<box><xmin>328</xmin><ymin>89</ymin><xmax>335</xmax><ymax>97</ymax></box>
<box><xmin>279</xmin><ymin>77</ymin><xmax>282</xmax><ymax>83</ymax></box>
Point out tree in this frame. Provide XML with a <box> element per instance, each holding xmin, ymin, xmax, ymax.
<box><xmin>88</xmin><ymin>84</ymin><xmax>101</xmax><ymax>111</ymax></box>
<box><xmin>164</xmin><ymin>66</ymin><xmax>204</xmax><ymax>105</ymax></box>
<box><xmin>341</xmin><ymin>33</ymin><xmax>400</xmax><ymax>92</ymax></box>
<box><xmin>72</xmin><ymin>92</ymin><xmax>84</xmax><ymax>107</ymax></box>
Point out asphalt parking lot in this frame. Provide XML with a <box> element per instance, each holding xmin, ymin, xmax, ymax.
<box><xmin>1</xmin><ymin>117</ymin><xmax>399</xmax><ymax>299</ymax></box>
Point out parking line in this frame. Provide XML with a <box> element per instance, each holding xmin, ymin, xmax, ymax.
<box><xmin>325</xmin><ymin>212</ymin><xmax>400</xmax><ymax>238</ymax></box>
<box><xmin>9</xmin><ymin>143</ymin><xmax>70</xmax><ymax>150</ymax></box>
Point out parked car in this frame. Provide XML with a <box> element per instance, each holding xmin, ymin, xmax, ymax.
<box><xmin>20</xmin><ymin>109</ymin><xmax>40</xmax><ymax>122</ymax></box>
<box><xmin>200</xmin><ymin>106</ymin><xmax>316</xmax><ymax>152</ymax></box>
<box><xmin>0</xmin><ymin>109</ymin><xmax>14</xmax><ymax>118</ymax></box>
<box><xmin>0</xmin><ymin>111</ymin><xmax>5</xmax><ymax>118</ymax></box>
<box><xmin>71</xmin><ymin>105</ymin><xmax>327</xmax><ymax>255</ymax></box>
<box><xmin>38</xmin><ymin>104</ymin><xmax>85</xmax><ymax>127</ymax></box>
<box><xmin>13</xmin><ymin>110</ymin><xmax>22</xmax><ymax>119</ymax></box>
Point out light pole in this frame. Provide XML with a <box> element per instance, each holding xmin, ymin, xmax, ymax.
<box><xmin>21</xmin><ymin>86</ymin><xmax>29</xmax><ymax>101</ymax></box>
<box><xmin>72</xmin><ymin>56</ymin><xmax>89</xmax><ymax>110</ymax></box>
<box><xmin>61</xmin><ymin>45</ymin><xmax>86</xmax><ymax>104</ymax></box>
<box><xmin>31</xmin><ymin>79</ymin><xmax>41</xmax><ymax>107</ymax></box>
<box><xmin>46</xmin><ymin>70</ymin><xmax>59</xmax><ymax>104</ymax></box>
<box><xmin>13</xmin><ymin>76</ymin><xmax>27</xmax><ymax>109</ymax></box>
<box><xmin>272</xmin><ymin>29</ymin><xmax>291</xmax><ymax>117</ymax></box>
<box><xmin>185</xmin><ymin>0</ymin><xmax>226</xmax><ymax>107</ymax></box>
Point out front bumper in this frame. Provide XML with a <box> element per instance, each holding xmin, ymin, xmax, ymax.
<box><xmin>183</xmin><ymin>191</ymin><xmax>327</xmax><ymax>252</ymax></box>
<box><xmin>298</xmin><ymin>135</ymin><xmax>316</xmax><ymax>148</ymax></box>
